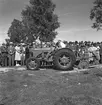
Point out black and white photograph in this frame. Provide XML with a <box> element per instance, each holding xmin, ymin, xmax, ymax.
<box><xmin>0</xmin><ymin>0</ymin><xmax>102</xmax><ymax>104</ymax></box>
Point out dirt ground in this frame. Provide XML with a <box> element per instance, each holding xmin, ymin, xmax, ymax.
<box><xmin>0</xmin><ymin>68</ymin><xmax>102</xmax><ymax>105</ymax></box>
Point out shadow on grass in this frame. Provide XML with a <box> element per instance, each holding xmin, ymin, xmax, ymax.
<box><xmin>54</xmin><ymin>95</ymin><xmax>102</xmax><ymax>105</ymax></box>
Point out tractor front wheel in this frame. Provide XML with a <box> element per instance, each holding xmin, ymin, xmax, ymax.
<box><xmin>26</xmin><ymin>57</ymin><xmax>40</xmax><ymax>70</ymax></box>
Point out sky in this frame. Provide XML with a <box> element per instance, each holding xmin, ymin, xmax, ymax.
<box><xmin>0</xmin><ymin>0</ymin><xmax>102</xmax><ymax>43</ymax></box>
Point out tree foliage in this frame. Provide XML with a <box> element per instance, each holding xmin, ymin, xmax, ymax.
<box><xmin>21</xmin><ymin>0</ymin><xmax>60</xmax><ymax>42</ymax></box>
<box><xmin>7</xmin><ymin>19</ymin><xmax>26</xmax><ymax>43</ymax></box>
<box><xmin>90</xmin><ymin>0</ymin><xmax>102</xmax><ymax>30</ymax></box>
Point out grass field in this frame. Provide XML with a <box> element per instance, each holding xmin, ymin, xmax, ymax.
<box><xmin>0</xmin><ymin>68</ymin><xmax>102</xmax><ymax>105</ymax></box>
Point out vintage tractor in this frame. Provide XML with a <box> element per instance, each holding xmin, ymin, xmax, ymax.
<box><xmin>26</xmin><ymin>45</ymin><xmax>100</xmax><ymax>71</ymax></box>
<box><xmin>26</xmin><ymin>46</ymin><xmax>76</xmax><ymax>71</ymax></box>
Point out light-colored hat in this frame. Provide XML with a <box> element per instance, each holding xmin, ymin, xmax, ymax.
<box><xmin>9</xmin><ymin>42</ymin><xmax>13</xmax><ymax>45</ymax></box>
<box><xmin>21</xmin><ymin>43</ymin><xmax>25</xmax><ymax>46</ymax></box>
<box><xmin>33</xmin><ymin>42</ymin><xmax>35</xmax><ymax>44</ymax></box>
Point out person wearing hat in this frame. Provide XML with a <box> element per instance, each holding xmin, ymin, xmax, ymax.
<box><xmin>1</xmin><ymin>43</ymin><xmax>8</xmax><ymax>67</ymax></box>
<box><xmin>7</xmin><ymin>42</ymin><xmax>15</xmax><ymax>67</ymax></box>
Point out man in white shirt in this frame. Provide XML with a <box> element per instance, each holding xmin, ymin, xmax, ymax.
<box><xmin>56</xmin><ymin>40</ymin><xmax>66</xmax><ymax>48</ymax></box>
<box><xmin>60</xmin><ymin>41</ymin><xmax>66</xmax><ymax>48</ymax></box>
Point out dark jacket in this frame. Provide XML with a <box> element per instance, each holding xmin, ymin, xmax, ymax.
<box><xmin>99</xmin><ymin>45</ymin><xmax>102</xmax><ymax>55</ymax></box>
<box><xmin>25</xmin><ymin>46</ymin><xmax>30</xmax><ymax>59</ymax></box>
<box><xmin>1</xmin><ymin>46</ymin><xmax>8</xmax><ymax>57</ymax></box>
<box><xmin>7</xmin><ymin>46</ymin><xmax>15</xmax><ymax>55</ymax></box>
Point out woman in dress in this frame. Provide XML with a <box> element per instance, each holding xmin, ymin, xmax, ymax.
<box><xmin>15</xmin><ymin>44</ymin><xmax>21</xmax><ymax>66</ymax></box>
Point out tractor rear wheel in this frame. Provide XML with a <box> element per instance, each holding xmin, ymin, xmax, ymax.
<box><xmin>53</xmin><ymin>48</ymin><xmax>76</xmax><ymax>71</ymax></box>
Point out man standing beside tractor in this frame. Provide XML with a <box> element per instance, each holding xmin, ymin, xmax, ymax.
<box><xmin>99</xmin><ymin>42</ymin><xmax>102</xmax><ymax>64</ymax></box>
<box><xmin>20</xmin><ymin>43</ymin><xmax>25</xmax><ymax>66</ymax></box>
<box><xmin>7</xmin><ymin>42</ymin><xmax>15</xmax><ymax>67</ymax></box>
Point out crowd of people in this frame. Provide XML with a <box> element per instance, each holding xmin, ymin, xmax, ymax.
<box><xmin>63</xmin><ymin>41</ymin><xmax>102</xmax><ymax>64</ymax></box>
<box><xmin>0</xmin><ymin>40</ymin><xmax>102</xmax><ymax>67</ymax></box>
<box><xmin>0</xmin><ymin>42</ymin><xmax>29</xmax><ymax>67</ymax></box>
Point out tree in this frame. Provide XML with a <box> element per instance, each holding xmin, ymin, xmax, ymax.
<box><xmin>8</xmin><ymin>19</ymin><xmax>26</xmax><ymax>43</ymax></box>
<box><xmin>21</xmin><ymin>0</ymin><xmax>60</xmax><ymax>43</ymax></box>
<box><xmin>90</xmin><ymin>0</ymin><xmax>102</xmax><ymax>30</ymax></box>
